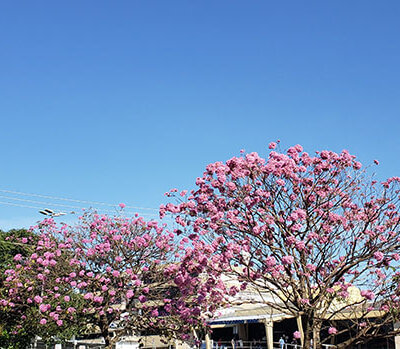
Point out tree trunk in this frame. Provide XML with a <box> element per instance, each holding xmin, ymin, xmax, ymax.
<box><xmin>302</xmin><ymin>321</ymin><xmax>312</xmax><ymax>349</ymax></box>
<box><xmin>100</xmin><ymin>315</ymin><xmax>113</xmax><ymax>349</ymax></box>
<box><xmin>303</xmin><ymin>333</ymin><xmax>312</xmax><ymax>349</ymax></box>
<box><xmin>301</xmin><ymin>315</ymin><xmax>322</xmax><ymax>349</ymax></box>
<box><xmin>103</xmin><ymin>332</ymin><xmax>113</xmax><ymax>349</ymax></box>
<box><xmin>299</xmin><ymin>314</ymin><xmax>314</xmax><ymax>349</ymax></box>
<box><xmin>312</xmin><ymin>320</ymin><xmax>322</xmax><ymax>349</ymax></box>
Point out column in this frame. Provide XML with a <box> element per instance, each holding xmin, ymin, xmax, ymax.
<box><xmin>206</xmin><ymin>333</ymin><xmax>212</xmax><ymax>349</ymax></box>
<box><xmin>394</xmin><ymin>322</ymin><xmax>400</xmax><ymax>349</ymax></box>
<box><xmin>264</xmin><ymin>319</ymin><xmax>273</xmax><ymax>349</ymax></box>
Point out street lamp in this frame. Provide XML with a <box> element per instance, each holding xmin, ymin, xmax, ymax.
<box><xmin>39</xmin><ymin>208</ymin><xmax>67</xmax><ymax>217</ymax></box>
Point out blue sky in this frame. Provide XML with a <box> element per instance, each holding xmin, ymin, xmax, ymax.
<box><xmin>1</xmin><ymin>1</ymin><xmax>399</xmax><ymax>230</ymax></box>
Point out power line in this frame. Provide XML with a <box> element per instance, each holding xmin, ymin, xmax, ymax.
<box><xmin>0</xmin><ymin>189</ymin><xmax>159</xmax><ymax>212</ymax></box>
<box><xmin>0</xmin><ymin>200</ymin><xmax>44</xmax><ymax>210</ymax></box>
<box><xmin>0</xmin><ymin>195</ymin><xmax>88</xmax><ymax>210</ymax></box>
<box><xmin>0</xmin><ymin>197</ymin><xmax>159</xmax><ymax>218</ymax></box>
<box><xmin>0</xmin><ymin>195</ymin><xmax>157</xmax><ymax>217</ymax></box>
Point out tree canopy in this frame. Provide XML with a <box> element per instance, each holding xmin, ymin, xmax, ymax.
<box><xmin>0</xmin><ymin>228</ymin><xmax>36</xmax><ymax>348</ymax></box>
<box><xmin>163</xmin><ymin>143</ymin><xmax>400</xmax><ymax>349</ymax></box>
<box><xmin>0</xmin><ymin>213</ymin><xmax>225</xmax><ymax>348</ymax></box>
<box><xmin>3</xmin><ymin>143</ymin><xmax>400</xmax><ymax>349</ymax></box>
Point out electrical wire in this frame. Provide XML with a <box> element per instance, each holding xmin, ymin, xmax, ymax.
<box><xmin>0</xmin><ymin>189</ymin><xmax>159</xmax><ymax>211</ymax></box>
<box><xmin>0</xmin><ymin>197</ymin><xmax>160</xmax><ymax>218</ymax></box>
<box><xmin>0</xmin><ymin>195</ymin><xmax>90</xmax><ymax>210</ymax></box>
<box><xmin>0</xmin><ymin>200</ymin><xmax>44</xmax><ymax>210</ymax></box>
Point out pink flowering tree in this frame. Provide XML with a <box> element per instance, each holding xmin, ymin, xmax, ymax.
<box><xmin>1</xmin><ymin>212</ymin><xmax>226</xmax><ymax>348</ymax></box>
<box><xmin>1</xmin><ymin>226</ymin><xmax>93</xmax><ymax>346</ymax></box>
<box><xmin>0</xmin><ymin>229</ymin><xmax>36</xmax><ymax>348</ymax></box>
<box><xmin>162</xmin><ymin>143</ymin><xmax>400</xmax><ymax>349</ymax></box>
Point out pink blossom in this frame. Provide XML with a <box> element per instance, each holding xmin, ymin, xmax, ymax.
<box><xmin>39</xmin><ymin>304</ymin><xmax>50</xmax><ymax>312</ymax></box>
<box><xmin>84</xmin><ymin>293</ymin><xmax>93</xmax><ymax>300</ymax></box>
<box><xmin>282</xmin><ymin>255</ymin><xmax>294</xmax><ymax>265</ymax></box>
<box><xmin>295</xmin><ymin>240</ymin><xmax>306</xmax><ymax>251</ymax></box>
<box><xmin>294</xmin><ymin>144</ymin><xmax>303</xmax><ymax>152</ymax></box>
<box><xmin>34</xmin><ymin>296</ymin><xmax>43</xmax><ymax>304</ymax></box>
<box><xmin>306</xmin><ymin>264</ymin><xmax>316</xmax><ymax>272</ymax></box>
<box><xmin>265</xmin><ymin>256</ymin><xmax>276</xmax><ymax>267</ymax></box>
<box><xmin>276</xmin><ymin>179</ymin><xmax>285</xmax><ymax>186</ymax></box>
<box><xmin>374</xmin><ymin>251</ymin><xmax>384</xmax><ymax>262</ymax></box>
<box><xmin>293</xmin><ymin>331</ymin><xmax>301</xmax><ymax>339</ymax></box>
<box><xmin>64</xmin><ymin>296</ymin><xmax>70</xmax><ymax>302</ymax></box>
<box><xmin>39</xmin><ymin>318</ymin><xmax>47</xmax><ymax>325</ymax></box>
<box><xmin>126</xmin><ymin>290</ymin><xmax>134</xmax><ymax>299</ymax></box>
<box><xmin>269</xmin><ymin>142</ymin><xmax>277</xmax><ymax>149</ymax></box>
<box><xmin>300</xmin><ymin>298</ymin><xmax>310</xmax><ymax>305</ymax></box>
<box><xmin>381</xmin><ymin>304</ymin><xmax>390</xmax><ymax>312</ymax></box>
<box><xmin>119</xmin><ymin>203</ymin><xmax>126</xmax><ymax>209</ymax></box>
<box><xmin>328</xmin><ymin>327</ymin><xmax>337</xmax><ymax>335</ymax></box>
<box><xmin>361</xmin><ymin>290</ymin><xmax>375</xmax><ymax>300</ymax></box>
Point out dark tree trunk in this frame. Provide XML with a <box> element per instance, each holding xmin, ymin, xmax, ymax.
<box><xmin>312</xmin><ymin>319</ymin><xmax>322</xmax><ymax>349</ymax></box>
<box><xmin>100</xmin><ymin>315</ymin><xmax>113</xmax><ymax>349</ymax></box>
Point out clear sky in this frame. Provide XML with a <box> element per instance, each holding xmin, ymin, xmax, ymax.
<box><xmin>1</xmin><ymin>1</ymin><xmax>399</xmax><ymax>230</ymax></box>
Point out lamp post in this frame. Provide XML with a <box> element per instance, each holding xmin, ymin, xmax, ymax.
<box><xmin>39</xmin><ymin>208</ymin><xmax>67</xmax><ymax>217</ymax></box>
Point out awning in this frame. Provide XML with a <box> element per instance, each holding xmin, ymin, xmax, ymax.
<box><xmin>208</xmin><ymin>311</ymin><xmax>292</xmax><ymax>326</ymax></box>
<box><xmin>210</xmin><ymin>319</ymin><xmax>261</xmax><ymax>325</ymax></box>
<box><xmin>209</xmin><ymin>314</ymin><xmax>268</xmax><ymax>325</ymax></box>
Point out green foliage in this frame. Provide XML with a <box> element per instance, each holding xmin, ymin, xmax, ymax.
<box><xmin>0</xmin><ymin>228</ymin><xmax>87</xmax><ymax>347</ymax></box>
<box><xmin>0</xmin><ymin>313</ymin><xmax>33</xmax><ymax>349</ymax></box>
<box><xmin>0</xmin><ymin>228</ymin><xmax>34</xmax><ymax>269</ymax></box>
<box><xmin>0</xmin><ymin>228</ymin><xmax>36</xmax><ymax>347</ymax></box>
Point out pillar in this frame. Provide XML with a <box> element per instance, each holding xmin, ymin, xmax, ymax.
<box><xmin>296</xmin><ymin>316</ymin><xmax>304</xmax><ymax>347</ymax></box>
<box><xmin>394</xmin><ymin>322</ymin><xmax>400</xmax><ymax>349</ymax></box>
<box><xmin>206</xmin><ymin>333</ymin><xmax>212</xmax><ymax>349</ymax></box>
<box><xmin>264</xmin><ymin>319</ymin><xmax>273</xmax><ymax>349</ymax></box>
